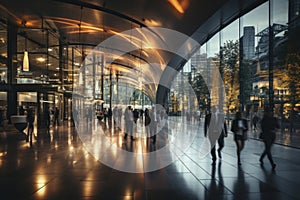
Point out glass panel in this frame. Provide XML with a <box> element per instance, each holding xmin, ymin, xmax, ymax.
<box><xmin>0</xmin><ymin>92</ymin><xmax>7</xmax><ymax>125</ymax></box>
<box><xmin>271</xmin><ymin>0</ymin><xmax>289</xmax><ymax>132</ymax></box>
<box><xmin>220</xmin><ymin>19</ymin><xmax>240</xmax><ymax>117</ymax></box>
<box><xmin>190</xmin><ymin>44</ymin><xmax>209</xmax><ymax>115</ymax></box>
<box><xmin>17</xmin><ymin>92</ymin><xmax>38</xmax><ymax>134</ymax></box>
<box><xmin>206</xmin><ymin>33</ymin><xmax>221</xmax><ymax>110</ymax></box>
<box><xmin>240</xmin><ymin>1</ymin><xmax>269</xmax><ymax>116</ymax></box>
<box><xmin>0</xmin><ymin>22</ymin><xmax>7</xmax><ymax>84</ymax></box>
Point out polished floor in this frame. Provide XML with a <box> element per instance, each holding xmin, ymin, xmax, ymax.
<box><xmin>1</xmin><ymin>117</ymin><xmax>300</xmax><ymax>200</ymax></box>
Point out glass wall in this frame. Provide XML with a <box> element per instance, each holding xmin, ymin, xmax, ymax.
<box><xmin>187</xmin><ymin>0</ymin><xmax>300</xmax><ymax>147</ymax></box>
<box><xmin>0</xmin><ymin>23</ymin><xmax>7</xmax><ymax>84</ymax></box>
<box><xmin>220</xmin><ymin>19</ymin><xmax>240</xmax><ymax>117</ymax></box>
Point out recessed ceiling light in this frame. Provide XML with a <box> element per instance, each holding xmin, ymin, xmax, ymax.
<box><xmin>36</xmin><ymin>57</ymin><xmax>46</xmax><ymax>62</ymax></box>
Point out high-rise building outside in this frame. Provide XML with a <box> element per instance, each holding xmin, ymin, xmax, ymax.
<box><xmin>242</xmin><ymin>26</ymin><xmax>255</xmax><ymax>60</ymax></box>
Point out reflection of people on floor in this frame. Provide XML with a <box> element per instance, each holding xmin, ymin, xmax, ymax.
<box><xmin>232</xmin><ymin>167</ymin><xmax>249</xmax><ymax>198</ymax></box>
<box><xmin>206</xmin><ymin>162</ymin><xmax>225</xmax><ymax>199</ymax></box>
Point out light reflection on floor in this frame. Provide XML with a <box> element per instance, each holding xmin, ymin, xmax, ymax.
<box><xmin>0</xmin><ymin>117</ymin><xmax>300</xmax><ymax>199</ymax></box>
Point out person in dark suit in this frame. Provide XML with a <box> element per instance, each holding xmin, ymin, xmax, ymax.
<box><xmin>204</xmin><ymin>106</ymin><xmax>228</xmax><ymax>165</ymax></box>
<box><xmin>259</xmin><ymin>108</ymin><xmax>279</xmax><ymax>170</ymax></box>
<box><xmin>124</xmin><ymin>106</ymin><xmax>134</xmax><ymax>141</ymax></box>
<box><xmin>231</xmin><ymin>111</ymin><xmax>248</xmax><ymax>165</ymax></box>
<box><xmin>26</xmin><ymin>107</ymin><xmax>35</xmax><ymax>145</ymax></box>
<box><xmin>149</xmin><ymin>107</ymin><xmax>158</xmax><ymax>144</ymax></box>
<box><xmin>54</xmin><ymin>107</ymin><xmax>60</xmax><ymax>126</ymax></box>
<box><xmin>144</xmin><ymin>108</ymin><xmax>151</xmax><ymax>138</ymax></box>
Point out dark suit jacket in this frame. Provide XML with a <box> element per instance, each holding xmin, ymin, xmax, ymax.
<box><xmin>204</xmin><ymin>113</ymin><xmax>228</xmax><ymax>137</ymax></box>
<box><xmin>260</xmin><ymin>115</ymin><xmax>279</xmax><ymax>141</ymax></box>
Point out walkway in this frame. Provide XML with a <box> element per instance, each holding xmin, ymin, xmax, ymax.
<box><xmin>0</xmin><ymin>117</ymin><xmax>300</xmax><ymax>199</ymax></box>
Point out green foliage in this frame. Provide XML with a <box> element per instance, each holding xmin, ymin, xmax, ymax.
<box><xmin>191</xmin><ymin>72</ymin><xmax>209</xmax><ymax>107</ymax></box>
<box><xmin>218</xmin><ymin>40</ymin><xmax>240</xmax><ymax>112</ymax></box>
<box><xmin>284</xmin><ymin>53</ymin><xmax>300</xmax><ymax>104</ymax></box>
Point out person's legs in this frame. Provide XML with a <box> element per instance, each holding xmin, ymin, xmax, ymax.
<box><xmin>124</xmin><ymin>121</ymin><xmax>129</xmax><ymax>139</ymax></box>
<box><xmin>28</xmin><ymin>123</ymin><xmax>33</xmax><ymax>145</ymax></box>
<box><xmin>260</xmin><ymin>140</ymin><xmax>268</xmax><ymax>164</ymax></box>
<box><xmin>265</xmin><ymin>140</ymin><xmax>276</xmax><ymax>168</ymax></box>
<box><xmin>152</xmin><ymin>122</ymin><xmax>157</xmax><ymax>144</ymax></box>
<box><xmin>240</xmin><ymin>140</ymin><xmax>245</xmax><ymax>151</ymax></box>
<box><xmin>26</xmin><ymin>123</ymin><xmax>29</xmax><ymax>142</ymax></box>
<box><xmin>217</xmin><ymin>136</ymin><xmax>224</xmax><ymax>158</ymax></box>
<box><xmin>129</xmin><ymin>121</ymin><xmax>134</xmax><ymax>140</ymax></box>
<box><xmin>211</xmin><ymin>145</ymin><xmax>217</xmax><ymax>165</ymax></box>
<box><xmin>235</xmin><ymin>140</ymin><xmax>242</xmax><ymax>165</ymax></box>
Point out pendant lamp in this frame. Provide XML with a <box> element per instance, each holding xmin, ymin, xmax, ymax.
<box><xmin>23</xmin><ymin>50</ymin><xmax>29</xmax><ymax>71</ymax></box>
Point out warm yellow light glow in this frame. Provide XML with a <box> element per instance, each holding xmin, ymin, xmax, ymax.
<box><xmin>36</xmin><ymin>57</ymin><xmax>46</xmax><ymax>62</ymax></box>
<box><xmin>0</xmin><ymin>152</ymin><xmax>7</xmax><ymax>157</ymax></box>
<box><xmin>36</xmin><ymin>176</ymin><xmax>47</xmax><ymax>197</ymax></box>
<box><xmin>144</xmin><ymin>19</ymin><xmax>162</xmax><ymax>26</ymax></box>
<box><xmin>23</xmin><ymin>51</ymin><xmax>29</xmax><ymax>71</ymax></box>
<box><xmin>79</xmin><ymin>72</ymin><xmax>83</xmax><ymax>85</ymax></box>
<box><xmin>168</xmin><ymin>0</ymin><xmax>189</xmax><ymax>14</ymax></box>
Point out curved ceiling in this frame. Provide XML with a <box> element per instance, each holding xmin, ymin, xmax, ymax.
<box><xmin>0</xmin><ymin>0</ymin><xmax>265</xmax><ymax>100</ymax></box>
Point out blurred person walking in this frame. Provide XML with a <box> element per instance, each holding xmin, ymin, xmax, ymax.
<box><xmin>124</xmin><ymin>106</ymin><xmax>134</xmax><ymax>141</ymax></box>
<box><xmin>259</xmin><ymin>108</ymin><xmax>279</xmax><ymax>170</ymax></box>
<box><xmin>204</xmin><ymin>106</ymin><xmax>228</xmax><ymax>165</ymax></box>
<box><xmin>26</xmin><ymin>107</ymin><xmax>35</xmax><ymax>145</ymax></box>
<box><xmin>231</xmin><ymin>112</ymin><xmax>248</xmax><ymax>165</ymax></box>
<box><xmin>144</xmin><ymin>108</ymin><xmax>151</xmax><ymax>138</ymax></box>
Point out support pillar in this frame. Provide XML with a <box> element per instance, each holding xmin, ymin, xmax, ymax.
<box><xmin>7</xmin><ymin>21</ymin><xmax>18</xmax><ymax>122</ymax></box>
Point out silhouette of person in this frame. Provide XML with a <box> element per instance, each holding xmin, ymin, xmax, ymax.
<box><xmin>144</xmin><ymin>108</ymin><xmax>151</xmax><ymax>138</ymax></box>
<box><xmin>252</xmin><ymin>113</ymin><xmax>259</xmax><ymax>132</ymax></box>
<box><xmin>204</xmin><ymin>106</ymin><xmax>228</xmax><ymax>165</ymax></box>
<box><xmin>231</xmin><ymin>111</ymin><xmax>248</xmax><ymax>165</ymax></box>
<box><xmin>19</xmin><ymin>106</ymin><xmax>25</xmax><ymax>115</ymax></box>
<box><xmin>44</xmin><ymin>107</ymin><xmax>51</xmax><ymax>133</ymax></box>
<box><xmin>149</xmin><ymin>107</ymin><xmax>158</xmax><ymax>144</ymax></box>
<box><xmin>54</xmin><ymin>107</ymin><xmax>60</xmax><ymax>126</ymax></box>
<box><xmin>259</xmin><ymin>108</ymin><xmax>279</xmax><ymax>170</ymax></box>
<box><xmin>26</xmin><ymin>107</ymin><xmax>35</xmax><ymax>145</ymax></box>
<box><xmin>124</xmin><ymin>106</ymin><xmax>134</xmax><ymax>140</ymax></box>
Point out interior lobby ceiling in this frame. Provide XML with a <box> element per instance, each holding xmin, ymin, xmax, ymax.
<box><xmin>0</xmin><ymin>0</ymin><xmax>265</xmax><ymax>95</ymax></box>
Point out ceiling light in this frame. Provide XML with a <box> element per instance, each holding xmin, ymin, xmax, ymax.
<box><xmin>36</xmin><ymin>57</ymin><xmax>46</xmax><ymax>62</ymax></box>
<box><xmin>168</xmin><ymin>0</ymin><xmax>189</xmax><ymax>14</ymax></box>
<box><xmin>23</xmin><ymin>51</ymin><xmax>29</xmax><ymax>71</ymax></box>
